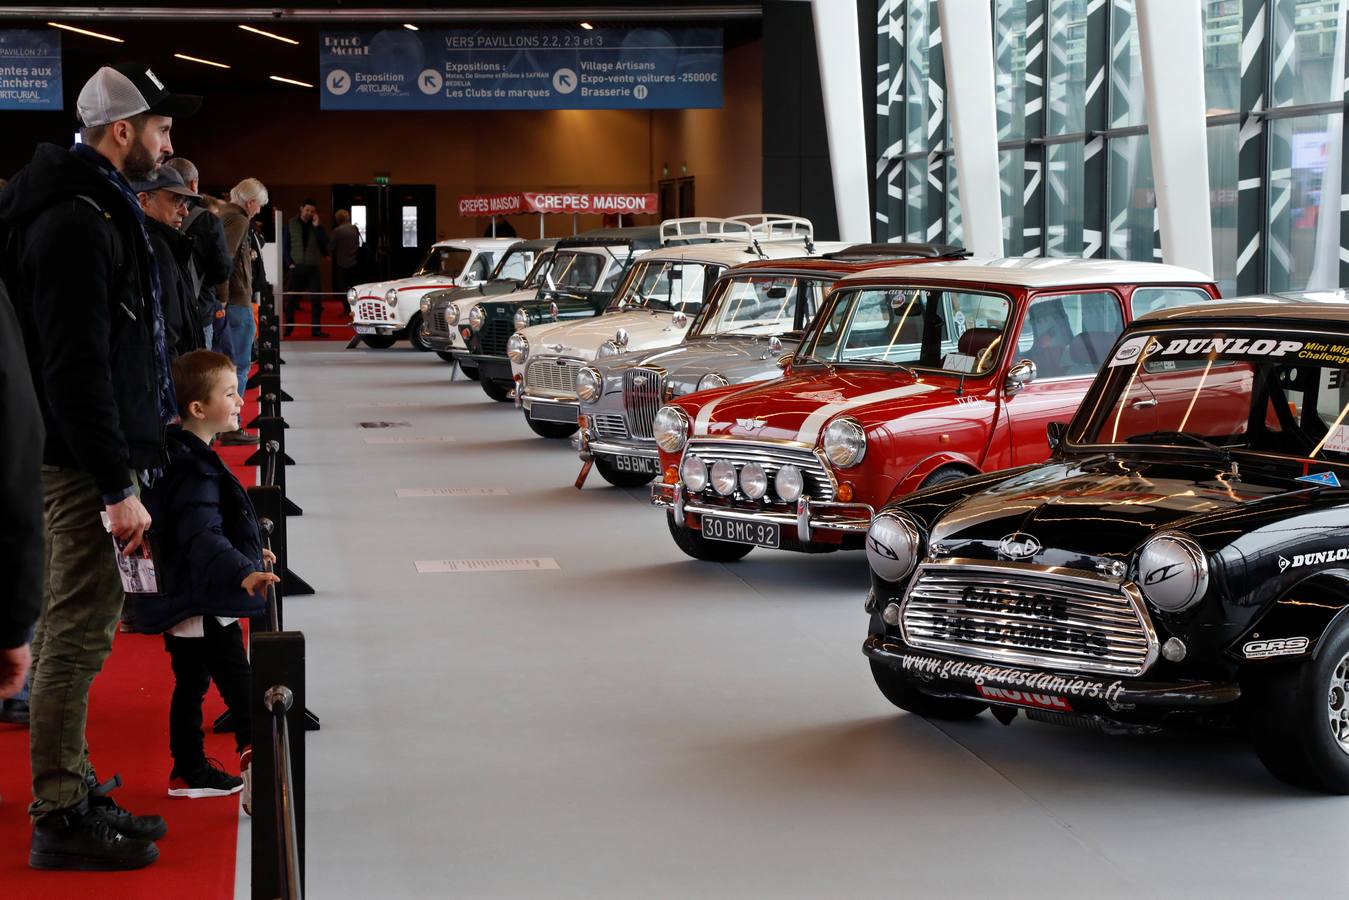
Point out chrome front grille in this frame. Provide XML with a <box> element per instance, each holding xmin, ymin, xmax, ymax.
<box><xmin>900</xmin><ymin>561</ymin><xmax>1158</xmax><ymax>677</ymax></box>
<box><xmin>525</xmin><ymin>358</ymin><xmax>581</xmax><ymax>397</ymax></box>
<box><xmin>356</xmin><ymin>299</ymin><xmax>394</xmax><ymax>323</ymax></box>
<box><xmin>683</xmin><ymin>439</ymin><xmax>835</xmax><ymax>502</ymax></box>
<box><xmin>424</xmin><ymin>305</ymin><xmax>450</xmax><ymax>336</ymax></box>
<box><xmin>479</xmin><ymin>318</ymin><xmax>513</xmax><ymax>357</ymax></box>
<box><xmin>623</xmin><ymin>367</ymin><xmax>664</xmax><ymax>439</ymax></box>
<box><xmin>592</xmin><ymin>414</ymin><xmax>628</xmax><ymax>439</ymax></box>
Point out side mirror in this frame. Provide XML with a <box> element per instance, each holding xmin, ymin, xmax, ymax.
<box><xmin>776</xmin><ymin>352</ymin><xmax>795</xmax><ymax>370</ymax></box>
<box><xmin>1004</xmin><ymin>359</ymin><xmax>1037</xmax><ymax>396</ymax></box>
<box><xmin>768</xmin><ymin>335</ymin><xmax>784</xmax><ymax>356</ymax></box>
<box><xmin>672</xmin><ymin>309</ymin><xmax>689</xmax><ymax>329</ymax></box>
<box><xmin>1046</xmin><ymin>421</ymin><xmax>1067</xmax><ymax>450</ymax></box>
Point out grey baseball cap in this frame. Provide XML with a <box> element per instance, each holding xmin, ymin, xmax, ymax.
<box><xmin>77</xmin><ymin>62</ymin><xmax>202</xmax><ymax>128</ymax></box>
<box><xmin>131</xmin><ymin>164</ymin><xmax>200</xmax><ymax>198</ymax></box>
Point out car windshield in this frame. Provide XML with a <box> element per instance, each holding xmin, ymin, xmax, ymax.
<box><xmin>415</xmin><ymin>246</ymin><xmax>471</xmax><ymax>277</ymax></box>
<box><xmin>797</xmin><ymin>285</ymin><xmax>1012</xmax><ymax>374</ymax></box>
<box><xmin>520</xmin><ymin>251</ymin><xmax>556</xmax><ymax>289</ymax></box>
<box><xmin>606</xmin><ymin>260</ymin><xmax>717</xmax><ymax>313</ymax></box>
<box><xmin>690</xmin><ymin>275</ymin><xmax>826</xmax><ymax>338</ymax></box>
<box><xmin>1068</xmin><ymin>326</ymin><xmax>1349</xmax><ymax>466</ymax></box>
<box><xmin>491</xmin><ymin>247</ymin><xmax>535</xmax><ymax>281</ymax></box>
<box><xmin>540</xmin><ymin>250</ymin><xmax>606</xmax><ymax>293</ymax></box>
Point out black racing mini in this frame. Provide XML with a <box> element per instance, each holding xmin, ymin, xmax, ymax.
<box><xmin>862</xmin><ymin>293</ymin><xmax>1349</xmax><ymax>792</ymax></box>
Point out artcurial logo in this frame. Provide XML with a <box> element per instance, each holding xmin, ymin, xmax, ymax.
<box><xmin>997</xmin><ymin>532</ymin><xmax>1041</xmax><ymax>560</ymax></box>
<box><xmin>735</xmin><ymin>417</ymin><xmax>767</xmax><ymax>431</ymax></box>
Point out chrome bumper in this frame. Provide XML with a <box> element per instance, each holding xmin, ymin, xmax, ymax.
<box><xmin>579</xmin><ymin>438</ymin><xmax>660</xmax><ymax>461</ymax></box>
<box><xmin>650</xmin><ymin>482</ymin><xmax>874</xmax><ymax>543</ymax></box>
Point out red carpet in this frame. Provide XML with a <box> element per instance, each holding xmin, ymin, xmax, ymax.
<box><xmin>0</xmin><ymin>385</ymin><xmax>266</xmax><ymax>897</ymax></box>
<box><xmin>278</xmin><ymin>296</ymin><xmax>354</xmax><ymax>341</ymax></box>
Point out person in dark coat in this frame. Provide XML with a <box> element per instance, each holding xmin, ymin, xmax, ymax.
<box><xmin>135</xmin><ymin>166</ymin><xmax>202</xmax><ymax>358</ymax></box>
<box><xmin>163</xmin><ymin>158</ymin><xmax>233</xmax><ymax>350</ymax></box>
<box><xmin>126</xmin><ymin>350</ymin><xmax>277</xmax><ymax>805</ymax></box>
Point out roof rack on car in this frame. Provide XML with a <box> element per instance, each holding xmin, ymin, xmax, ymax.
<box><xmin>821</xmin><ymin>242</ymin><xmax>973</xmax><ymax>261</ymax></box>
<box><xmin>658</xmin><ymin>217</ymin><xmax>756</xmax><ymax>245</ymax></box>
<box><xmin>728</xmin><ymin>214</ymin><xmax>816</xmax><ymax>244</ymax></box>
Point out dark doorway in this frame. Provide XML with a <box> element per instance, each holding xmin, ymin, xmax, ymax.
<box><xmin>331</xmin><ymin>183</ymin><xmax>436</xmax><ymax>281</ymax></box>
<box><xmin>658</xmin><ymin>176</ymin><xmax>695</xmax><ymax>220</ymax></box>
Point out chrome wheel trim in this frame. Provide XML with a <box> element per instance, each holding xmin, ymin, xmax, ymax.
<box><xmin>1329</xmin><ymin>653</ymin><xmax>1349</xmax><ymax>757</ymax></box>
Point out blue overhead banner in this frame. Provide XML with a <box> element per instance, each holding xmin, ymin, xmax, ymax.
<box><xmin>0</xmin><ymin>30</ymin><xmax>61</xmax><ymax>110</ymax></box>
<box><xmin>320</xmin><ymin>27</ymin><xmax>722</xmax><ymax>111</ymax></box>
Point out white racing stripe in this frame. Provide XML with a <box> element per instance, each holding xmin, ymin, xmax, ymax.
<box><xmin>796</xmin><ymin>383</ymin><xmax>937</xmax><ymax>443</ymax></box>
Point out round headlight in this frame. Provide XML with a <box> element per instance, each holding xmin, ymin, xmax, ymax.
<box><xmin>346</xmin><ymin>288</ymin><xmax>357</xmax><ymax>302</ymax></box>
<box><xmin>698</xmin><ymin>372</ymin><xmax>729</xmax><ymax>392</ymax></box>
<box><xmin>513</xmin><ymin>309</ymin><xmax>530</xmax><ymax>332</ymax></box>
<box><xmin>775</xmin><ymin>464</ymin><xmax>804</xmax><ymax>502</ymax></box>
<box><xmin>822</xmin><ymin>417</ymin><xmax>867</xmax><ymax>468</ymax></box>
<box><xmin>739</xmin><ymin>461</ymin><xmax>768</xmax><ymax>499</ymax></box>
<box><xmin>1137</xmin><ymin>533</ymin><xmax>1209</xmax><ymax>612</ymax></box>
<box><xmin>710</xmin><ymin>459</ymin><xmax>737</xmax><ymax>496</ymax></box>
<box><xmin>680</xmin><ymin>453</ymin><xmax>707</xmax><ymax>492</ymax></box>
<box><xmin>445</xmin><ymin>305</ymin><xmax>460</xmax><ymax>326</ymax></box>
<box><xmin>866</xmin><ymin>511</ymin><xmax>922</xmax><ymax>583</ymax></box>
<box><xmin>507</xmin><ymin>332</ymin><xmax>529</xmax><ymax>364</ymax></box>
<box><xmin>468</xmin><ymin>304</ymin><xmax>486</xmax><ymax>331</ymax></box>
<box><xmin>385</xmin><ymin>288</ymin><xmax>398</xmax><ymax>307</ymax></box>
<box><xmin>576</xmin><ymin>366</ymin><xmax>602</xmax><ymax>402</ymax></box>
<box><xmin>652</xmin><ymin>405</ymin><xmax>689</xmax><ymax>453</ymax></box>
<box><xmin>597</xmin><ymin>340</ymin><xmax>621</xmax><ymax>359</ymax></box>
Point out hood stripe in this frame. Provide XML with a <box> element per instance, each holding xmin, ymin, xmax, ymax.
<box><xmin>796</xmin><ymin>382</ymin><xmax>938</xmax><ymax>444</ymax></box>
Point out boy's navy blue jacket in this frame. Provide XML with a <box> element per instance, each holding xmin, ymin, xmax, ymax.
<box><xmin>127</xmin><ymin>426</ymin><xmax>267</xmax><ymax>633</ymax></box>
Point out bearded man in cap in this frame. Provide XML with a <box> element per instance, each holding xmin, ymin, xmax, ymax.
<box><xmin>0</xmin><ymin>62</ymin><xmax>199</xmax><ymax>872</ymax></box>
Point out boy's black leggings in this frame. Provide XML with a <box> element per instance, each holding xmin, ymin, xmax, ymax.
<box><xmin>163</xmin><ymin>618</ymin><xmax>252</xmax><ymax>773</ymax></box>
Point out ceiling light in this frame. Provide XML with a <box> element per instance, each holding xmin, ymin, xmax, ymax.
<box><xmin>269</xmin><ymin>75</ymin><xmax>315</xmax><ymax>88</ymax></box>
<box><xmin>174</xmin><ymin>53</ymin><xmax>230</xmax><ymax>69</ymax></box>
<box><xmin>580</xmin><ymin>22</ymin><xmax>594</xmax><ymax>30</ymax></box>
<box><xmin>240</xmin><ymin>24</ymin><xmax>299</xmax><ymax>45</ymax></box>
<box><xmin>403</xmin><ymin>23</ymin><xmax>419</xmax><ymax>31</ymax></box>
<box><xmin>47</xmin><ymin>22</ymin><xmax>123</xmax><ymax>43</ymax></box>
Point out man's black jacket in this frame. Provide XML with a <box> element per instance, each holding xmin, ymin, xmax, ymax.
<box><xmin>146</xmin><ymin>216</ymin><xmax>203</xmax><ymax>358</ymax></box>
<box><xmin>0</xmin><ymin>280</ymin><xmax>44</xmax><ymax>649</ymax></box>
<box><xmin>183</xmin><ymin>203</ymin><xmax>232</xmax><ymax>316</ymax></box>
<box><xmin>126</xmin><ymin>427</ymin><xmax>267</xmax><ymax>634</ymax></box>
<box><xmin>0</xmin><ymin>143</ymin><xmax>167</xmax><ymax>498</ymax></box>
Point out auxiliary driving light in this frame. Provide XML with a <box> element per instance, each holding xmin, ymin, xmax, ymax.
<box><xmin>710</xmin><ymin>460</ymin><xmax>738</xmax><ymax>496</ymax></box>
<box><xmin>680</xmin><ymin>454</ymin><xmax>708</xmax><ymax>492</ymax></box>
<box><xmin>775</xmin><ymin>464</ymin><xmax>804</xmax><ymax>502</ymax></box>
<box><xmin>739</xmin><ymin>462</ymin><xmax>768</xmax><ymax>499</ymax></box>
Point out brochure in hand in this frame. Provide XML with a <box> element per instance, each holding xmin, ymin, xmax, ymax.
<box><xmin>99</xmin><ymin>511</ymin><xmax>160</xmax><ymax>594</ymax></box>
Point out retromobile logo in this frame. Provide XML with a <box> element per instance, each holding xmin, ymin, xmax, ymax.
<box><xmin>997</xmin><ymin>532</ymin><xmax>1042</xmax><ymax>560</ymax></box>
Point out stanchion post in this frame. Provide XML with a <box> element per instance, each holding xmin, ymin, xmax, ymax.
<box><xmin>250</xmin><ymin>631</ymin><xmax>305</xmax><ymax>900</ymax></box>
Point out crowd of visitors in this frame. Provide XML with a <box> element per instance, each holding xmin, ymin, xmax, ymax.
<box><xmin>0</xmin><ymin>62</ymin><xmax>286</xmax><ymax>872</ymax></box>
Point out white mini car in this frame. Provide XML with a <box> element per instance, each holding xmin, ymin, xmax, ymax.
<box><xmin>510</xmin><ymin>216</ymin><xmax>834</xmax><ymax>438</ymax></box>
<box><xmin>349</xmin><ymin>237</ymin><xmax>520</xmax><ymax>350</ymax></box>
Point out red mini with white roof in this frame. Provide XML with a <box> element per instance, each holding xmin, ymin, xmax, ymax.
<box><xmin>648</xmin><ymin>257</ymin><xmax>1220</xmax><ymax>560</ymax></box>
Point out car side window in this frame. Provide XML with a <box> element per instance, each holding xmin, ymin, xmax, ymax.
<box><xmin>470</xmin><ymin>253</ymin><xmax>494</xmax><ymax>281</ymax></box>
<box><xmin>600</xmin><ymin>260</ymin><xmax>629</xmax><ymax>292</ymax></box>
<box><xmin>1017</xmin><ymin>292</ymin><xmax>1124</xmax><ymax>379</ymax></box>
<box><xmin>1131</xmin><ymin>287</ymin><xmax>1212</xmax><ymax>318</ymax></box>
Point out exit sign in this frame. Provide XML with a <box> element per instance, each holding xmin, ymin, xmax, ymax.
<box><xmin>373</xmin><ymin>176</ymin><xmax>390</xmax><ymax>185</ymax></box>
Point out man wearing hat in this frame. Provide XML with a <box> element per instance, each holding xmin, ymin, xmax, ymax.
<box><xmin>135</xmin><ymin>166</ymin><xmax>203</xmax><ymax>358</ymax></box>
<box><xmin>0</xmin><ymin>62</ymin><xmax>198</xmax><ymax>871</ymax></box>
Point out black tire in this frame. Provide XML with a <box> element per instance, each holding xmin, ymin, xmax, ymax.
<box><xmin>920</xmin><ymin>465</ymin><xmax>973</xmax><ymax>489</ymax></box>
<box><xmin>667</xmin><ymin>514</ymin><xmax>754</xmax><ymax>562</ymax></box>
<box><xmin>526</xmin><ymin>414</ymin><xmax>579</xmax><ymax>439</ymax></box>
<box><xmin>481</xmin><ymin>378</ymin><xmax>513</xmax><ymax>403</ymax></box>
<box><xmin>407</xmin><ymin>313</ymin><xmax>431</xmax><ymax>352</ymax></box>
<box><xmin>870</xmin><ymin>660</ymin><xmax>988</xmax><ymax>719</ymax></box>
<box><xmin>460</xmin><ymin>363</ymin><xmax>481</xmax><ymax>381</ymax></box>
<box><xmin>361</xmin><ymin>335</ymin><xmax>397</xmax><ymax>349</ymax></box>
<box><xmin>435</xmin><ymin>351</ymin><xmax>457</xmax><ymax>363</ymax></box>
<box><xmin>594</xmin><ymin>456</ymin><xmax>657</xmax><ymax>487</ymax></box>
<box><xmin>1246</xmin><ymin>622</ymin><xmax>1349</xmax><ymax>793</ymax></box>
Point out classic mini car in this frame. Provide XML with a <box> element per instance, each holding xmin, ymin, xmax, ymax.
<box><xmin>349</xmin><ymin>236</ymin><xmax>519</xmax><ymax>350</ymax></box>
<box><xmin>861</xmin><ymin>295</ymin><xmax>1349</xmax><ymax>792</ymax></box>
<box><xmin>513</xmin><ymin>217</ymin><xmax>828</xmax><ymax>439</ymax></box>
<box><xmin>649</xmin><ymin>258</ymin><xmax>1219</xmax><ymax>561</ymax></box>
<box><xmin>461</xmin><ymin>227</ymin><xmax>663</xmax><ymax>404</ymax></box>
<box><xmin>421</xmin><ymin>239</ymin><xmax>557</xmax><ymax>369</ymax></box>
<box><xmin>574</xmin><ymin>244</ymin><xmax>970</xmax><ymax>487</ymax></box>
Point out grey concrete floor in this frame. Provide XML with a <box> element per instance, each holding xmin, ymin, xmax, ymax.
<box><xmin>272</xmin><ymin>343</ymin><xmax>1348</xmax><ymax>899</ymax></box>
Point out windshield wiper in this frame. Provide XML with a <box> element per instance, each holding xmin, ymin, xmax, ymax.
<box><xmin>1124</xmin><ymin>430</ymin><xmax>1233</xmax><ymax>454</ymax></box>
<box><xmin>794</xmin><ymin>354</ymin><xmax>834</xmax><ymax>373</ymax></box>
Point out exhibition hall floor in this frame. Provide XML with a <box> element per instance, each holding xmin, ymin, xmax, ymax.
<box><xmin>279</xmin><ymin>343</ymin><xmax>1348</xmax><ymax>899</ymax></box>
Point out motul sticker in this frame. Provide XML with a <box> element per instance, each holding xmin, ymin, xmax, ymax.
<box><xmin>1108</xmin><ymin>335</ymin><xmax>1160</xmax><ymax>367</ymax></box>
<box><xmin>1242</xmin><ymin>637</ymin><xmax>1309</xmax><ymax>659</ymax></box>
<box><xmin>976</xmin><ymin>685</ymin><xmax>1073</xmax><ymax>712</ymax></box>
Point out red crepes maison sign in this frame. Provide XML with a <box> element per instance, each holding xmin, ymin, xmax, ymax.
<box><xmin>458</xmin><ymin>192</ymin><xmax>658</xmax><ymax>216</ymax></box>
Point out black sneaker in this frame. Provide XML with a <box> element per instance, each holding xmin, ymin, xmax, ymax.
<box><xmin>168</xmin><ymin>758</ymin><xmax>244</xmax><ymax>798</ymax></box>
<box><xmin>86</xmin><ymin>771</ymin><xmax>169</xmax><ymax>841</ymax></box>
<box><xmin>30</xmin><ymin>798</ymin><xmax>159</xmax><ymax>871</ymax></box>
<box><xmin>0</xmin><ymin>697</ymin><xmax>28</xmax><ymax>725</ymax></box>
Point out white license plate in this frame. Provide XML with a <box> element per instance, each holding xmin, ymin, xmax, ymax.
<box><xmin>702</xmin><ymin>515</ymin><xmax>780</xmax><ymax>548</ymax></box>
<box><xmin>611</xmin><ymin>454</ymin><xmax>659</xmax><ymax>474</ymax></box>
<box><xmin>353</xmin><ymin>325</ymin><xmax>375</xmax><ymax>334</ymax></box>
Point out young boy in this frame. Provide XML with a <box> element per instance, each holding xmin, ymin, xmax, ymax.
<box><xmin>127</xmin><ymin>350</ymin><xmax>279</xmax><ymax>803</ymax></box>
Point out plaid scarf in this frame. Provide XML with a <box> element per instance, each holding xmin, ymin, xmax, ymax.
<box><xmin>72</xmin><ymin>143</ymin><xmax>177</xmax><ymax>431</ymax></box>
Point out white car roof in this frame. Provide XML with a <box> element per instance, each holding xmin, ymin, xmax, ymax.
<box><xmin>431</xmin><ymin>237</ymin><xmax>521</xmax><ymax>251</ymax></box>
<box><xmin>839</xmin><ymin>256</ymin><xmax>1214</xmax><ymax>288</ymax></box>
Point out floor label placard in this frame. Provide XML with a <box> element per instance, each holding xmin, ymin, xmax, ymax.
<box><xmin>396</xmin><ymin>487</ymin><xmax>508</xmax><ymax>497</ymax></box>
<box><xmin>415</xmin><ymin>558</ymin><xmax>559</xmax><ymax>573</ymax></box>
